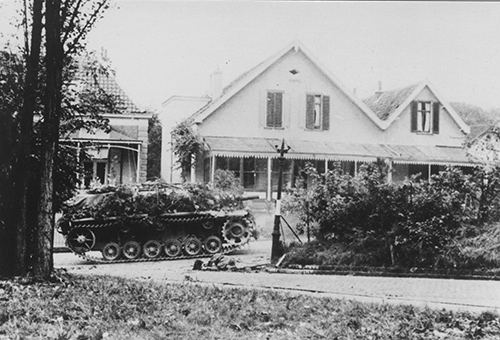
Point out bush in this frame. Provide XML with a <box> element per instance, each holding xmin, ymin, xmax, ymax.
<box><xmin>284</xmin><ymin>162</ymin><xmax>500</xmax><ymax>269</ymax></box>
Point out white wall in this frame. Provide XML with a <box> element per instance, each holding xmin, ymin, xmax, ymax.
<box><xmin>158</xmin><ymin>96</ymin><xmax>210</xmax><ymax>182</ymax></box>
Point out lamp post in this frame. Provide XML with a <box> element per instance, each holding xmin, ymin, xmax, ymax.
<box><xmin>271</xmin><ymin>139</ymin><xmax>290</xmax><ymax>263</ymax></box>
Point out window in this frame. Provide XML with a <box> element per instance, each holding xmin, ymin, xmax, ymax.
<box><xmin>306</xmin><ymin>94</ymin><xmax>330</xmax><ymax>130</ymax></box>
<box><xmin>266</xmin><ymin>91</ymin><xmax>283</xmax><ymax>128</ymax></box>
<box><xmin>417</xmin><ymin>101</ymin><xmax>432</xmax><ymax>132</ymax></box>
<box><xmin>243</xmin><ymin>157</ymin><xmax>267</xmax><ymax>191</ymax></box>
<box><xmin>83</xmin><ymin>160</ymin><xmax>108</xmax><ymax>188</ymax></box>
<box><xmin>411</xmin><ymin>101</ymin><xmax>440</xmax><ymax>134</ymax></box>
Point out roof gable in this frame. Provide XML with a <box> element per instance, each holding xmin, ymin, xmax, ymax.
<box><xmin>364</xmin><ymin>81</ymin><xmax>470</xmax><ymax>134</ymax></box>
<box><xmin>190</xmin><ymin>41</ymin><xmax>384</xmax><ymax>129</ymax></box>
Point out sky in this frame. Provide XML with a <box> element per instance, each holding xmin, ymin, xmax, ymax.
<box><xmin>2</xmin><ymin>1</ymin><xmax>500</xmax><ymax>111</ymax></box>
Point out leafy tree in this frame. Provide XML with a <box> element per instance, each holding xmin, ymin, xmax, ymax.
<box><xmin>0</xmin><ymin>0</ymin><xmax>112</xmax><ymax>279</ymax></box>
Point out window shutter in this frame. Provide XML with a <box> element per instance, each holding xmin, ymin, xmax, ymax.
<box><xmin>275</xmin><ymin>92</ymin><xmax>283</xmax><ymax>127</ymax></box>
<box><xmin>322</xmin><ymin>95</ymin><xmax>330</xmax><ymax>130</ymax></box>
<box><xmin>411</xmin><ymin>101</ymin><xmax>418</xmax><ymax>132</ymax></box>
<box><xmin>306</xmin><ymin>94</ymin><xmax>314</xmax><ymax>129</ymax></box>
<box><xmin>432</xmin><ymin>102</ymin><xmax>440</xmax><ymax>134</ymax></box>
<box><xmin>266</xmin><ymin>92</ymin><xmax>274</xmax><ymax>127</ymax></box>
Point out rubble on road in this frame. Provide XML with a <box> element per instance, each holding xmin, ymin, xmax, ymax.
<box><xmin>192</xmin><ymin>254</ymin><xmax>268</xmax><ymax>272</ymax></box>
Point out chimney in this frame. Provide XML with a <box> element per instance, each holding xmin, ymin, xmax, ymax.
<box><xmin>209</xmin><ymin>67</ymin><xmax>223</xmax><ymax>99</ymax></box>
<box><xmin>375</xmin><ymin>81</ymin><xmax>383</xmax><ymax>96</ymax></box>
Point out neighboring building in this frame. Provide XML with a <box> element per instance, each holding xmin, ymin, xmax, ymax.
<box><xmin>159</xmin><ymin>41</ymin><xmax>473</xmax><ymax>198</ymax></box>
<box><xmin>60</xmin><ymin>52</ymin><xmax>151</xmax><ymax>187</ymax></box>
<box><xmin>159</xmin><ymin>95</ymin><xmax>211</xmax><ymax>182</ymax></box>
<box><xmin>467</xmin><ymin>124</ymin><xmax>500</xmax><ymax>165</ymax></box>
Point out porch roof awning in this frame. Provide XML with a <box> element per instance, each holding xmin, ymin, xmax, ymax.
<box><xmin>203</xmin><ymin>136</ymin><xmax>475</xmax><ymax>166</ymax></box>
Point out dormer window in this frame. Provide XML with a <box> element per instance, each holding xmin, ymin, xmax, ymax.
<box><xmin>411</xmin><ymin>101</ymin><xmax>440</xmax><ymax>134</ymax></box>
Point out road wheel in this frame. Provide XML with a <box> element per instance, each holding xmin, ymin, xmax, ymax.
<box><xmin>143</xmin><ymin>240</ymin><xmax>162</xmax><ymax>259</ymax></box>
<box><xmin>67</xmin><ymin>228</ymin><xmax>96</xmax><ymax>253</ymax></box>
<box><xmin>183</xmin><ymin>237</ymin><xmax>202</xmax><ymax>256</ymax></box>
<box><xmin>164</xmin><ymin>239</ymin><xmax>182</xmax><ymax>257</ymax></box>
<box><xmin>222</xmin><ymin>218</ymin><xmax>252</xmax><ymax>245</ymax></box>
<box><xmin>203</xmin><ymin>236</ymin><xmax>222</xmax><ymax>254</ymax></box>
<box><xmin>102</xmin><ymin>242</ymin><xmax>121</xmax><ymax>261</ymax></box>
<box><xmin>122</xmin><ymin>241</ymin><xmax>141</xmax><ymax>260</ymax></box>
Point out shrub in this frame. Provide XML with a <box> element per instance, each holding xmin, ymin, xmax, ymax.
<box><xmin>284</xmin><ymin>163</ymin><xmax>500</xmax><ymax>269</ymax></box>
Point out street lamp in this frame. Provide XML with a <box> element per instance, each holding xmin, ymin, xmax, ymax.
<box><xmin>271</xmin><ymin>139</ymin><xmax>290</xmax><ymax>263</ymax></box>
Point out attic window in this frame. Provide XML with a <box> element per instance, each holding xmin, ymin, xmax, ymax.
<box><xmin>411</xmin><ymin>101</ymin><xmax>440</xmax><ymax>134</ymax></box>
<box><xmin>289</xmin><ymin>69</ymin><xmax>299</xmax><ymax>75</ymax></box>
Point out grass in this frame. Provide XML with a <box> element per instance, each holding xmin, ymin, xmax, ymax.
<box><xmin>0</xmin><ymin>273</ymin><xmax>499</xmax><ymax>339</ymax></box>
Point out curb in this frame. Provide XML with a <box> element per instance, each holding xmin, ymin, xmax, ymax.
<box><xmin>268</xmin><ymin>267</ymin><xmax>500</xmax><ymax>281</ymax></box>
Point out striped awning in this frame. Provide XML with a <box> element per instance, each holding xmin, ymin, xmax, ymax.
<box><xmin>203</xmin><ymin>136</ymin><xmax>475</xmax><ymax>166</ymax></box>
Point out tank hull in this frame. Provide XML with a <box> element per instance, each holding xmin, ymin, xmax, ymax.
<box><xmin>60</xmin><ymin>210</ymin><xmax>255</xmax><ymax>263</ymax></box>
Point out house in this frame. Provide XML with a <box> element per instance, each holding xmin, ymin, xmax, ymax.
<box><xmin>60</xmin><ymin>51</ymin><xmax>151</xmax><ymax>187</ymax></box>
<box><xmin>159</xmin><ymin>41</ymin><xmax>474</xmax><ymax>199</ymax></box>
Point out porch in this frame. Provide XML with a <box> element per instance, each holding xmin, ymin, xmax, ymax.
<box><xmin>195</xmin><ymin>136</ymin><xmax>475</xmax><ymax>200</ymax></box>
<box><xmin>60</xmin><ymin>139</ymin><xmax>145</xmax><ymax>188</ymax></box>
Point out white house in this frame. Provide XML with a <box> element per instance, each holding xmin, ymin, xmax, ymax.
<box><xmin>159</xmin><ymin>41</ymin><xmax>473</xmax><ymax>198</ymax></box>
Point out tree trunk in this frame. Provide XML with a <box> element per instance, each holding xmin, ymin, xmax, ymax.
<box><xmin>34</xmin><ymin>0</ymin><xmax>63</xmax><ymax>279</ymax></box>
<box><xmin>0</xmin><ymin>102</ymin><xmax>15</xmax><ymax>277</ymax></box>
<box><xmin>9</xmin><ymin>0</ymin><xmax>44</xmax><ymax>276</ymax></box>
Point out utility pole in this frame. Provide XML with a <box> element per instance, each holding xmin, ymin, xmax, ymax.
<box><xmin>271</xmin><ymin>139</ymin><xmax>290</xmax><ymax>263</ymax></box>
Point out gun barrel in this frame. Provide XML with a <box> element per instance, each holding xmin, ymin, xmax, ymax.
<box><xmin>239</xmin><ymin>195</ymin><xmax>260</xmax><ymax>201</ymax></box>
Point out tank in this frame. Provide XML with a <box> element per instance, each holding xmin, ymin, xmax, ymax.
<box><xmin>57</xmin><ymin>183</ymin><xmax>256</xmax><ymax>263</ymax></box>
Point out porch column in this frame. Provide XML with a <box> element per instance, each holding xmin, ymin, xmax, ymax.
<box><xmin>324</xmin><ymin>159</ymin><xmax>328</xmax><ymax>175</ymax></box>
<box><xmin>354</xmin><ymin>160</ymin><xmax>358</xmax><ymax>176</ymax></box>
<box><xmin>428</xmin><ymin>163</ymin><xmax>432</xmax><ymax>181</ymax></box>
<box><xmin>267</xmin><ymin>157</ymin><xmax>272</xmax><ymax>201</ymax></box>
<box><xmin>136</xmin><ymin>144</ymin><xmax>141</xmax><ymax>183</ymax></box>
<box><xmin>210</xmin><ymin>154</ymin><xmax>215</xmax><ymax>183</ymax></box>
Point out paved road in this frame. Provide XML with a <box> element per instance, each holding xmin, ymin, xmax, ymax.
<box><xmin>55</xmin><ymin>240</ymin><xmax>500</xmax><ymax>313</ymax></box>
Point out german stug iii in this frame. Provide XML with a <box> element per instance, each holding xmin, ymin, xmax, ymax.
<box><xmin>57</xmin><ymin>183</ymin><xmax>256</xmax><ymax>263</ymax></box>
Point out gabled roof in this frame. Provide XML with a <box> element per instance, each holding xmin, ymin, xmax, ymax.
<box><xmin>189</xmin><ymin>40</ymin><xmax>384</xmax><ymax>129</ymax></box>
<box><xmin>185</xmin><ymin>41</ymin><xmax>470</xmax><ymax>135</ymax></box>
<box><xmin>364</xmin><ymin>81</ymin><xmax>470</xmax><ymax>134</ymax></box>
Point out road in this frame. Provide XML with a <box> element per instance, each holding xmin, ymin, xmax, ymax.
<box><xmin>54</xmin><ymin>239</ymin><xmax>500</xmax><ymax>314</ymax></box>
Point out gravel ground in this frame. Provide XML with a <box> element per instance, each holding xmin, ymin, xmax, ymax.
<box><xmin>54</xmin><ymin>239</ymin><xmax>500</xmax><ymax>314</ymax></box>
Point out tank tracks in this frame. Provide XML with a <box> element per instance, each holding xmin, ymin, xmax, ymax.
<box><xmin>64</xmin><ymin>213</ymin><xmax>253</xmax><ymax>264</ymax></box>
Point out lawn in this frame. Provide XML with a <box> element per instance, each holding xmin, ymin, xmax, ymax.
<box><xmin>0</xmin><ymin>273</ymin><xmax>499</xmax><ymax>339</ymax></box>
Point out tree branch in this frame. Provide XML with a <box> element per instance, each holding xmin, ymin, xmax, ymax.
<box><xmin>64</xmin><ymin>0</ymin><xmax>108</xmax><ymax>57</ymax></box>
<box><xmin>61</xmin><ymin>0</ymin><xmax>84</xmax><ymax>45</ymax></box>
